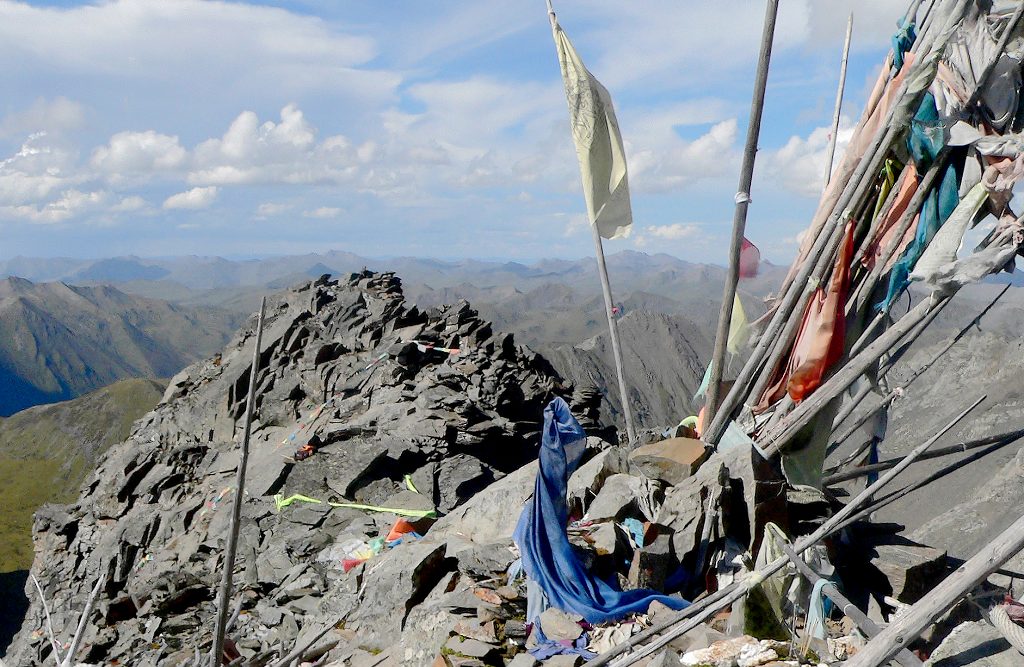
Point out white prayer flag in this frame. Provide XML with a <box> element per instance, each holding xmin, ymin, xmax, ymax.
<box><xmin>551</xmin><ymin>16</ymin><xmax>633</xmax><ymax>240</ymax></box>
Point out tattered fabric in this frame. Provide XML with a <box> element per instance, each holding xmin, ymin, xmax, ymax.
<box><xmin>879</xmin><ymin>93</ymin><xmax>962</xmax><ymax>312</ymax></box>
<box><xmin>551</xmin><ymin>17</ymin><xmax>633</xmax><ymax>240</ymax></box>
<box><xmin>513</xmin><ymin>397</ymin><xmax>688</xmax><ymax>624</ymax></box>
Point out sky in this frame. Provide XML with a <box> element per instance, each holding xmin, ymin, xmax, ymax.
<box><xmin>0</xmin><ymin>0</ymin><xmax>906</xmax><ymax>264</ymax></box>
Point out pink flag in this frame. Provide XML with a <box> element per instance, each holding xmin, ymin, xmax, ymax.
<box><xmin>739</xmin><ymin>238</ymin><xmax>760</xmax><ymax>278</ymax></box>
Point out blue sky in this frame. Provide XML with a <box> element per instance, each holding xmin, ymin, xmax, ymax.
<box><xmin>0</xmin><ymin>0</ymin><xmax>902</xmax><ymax>263</ymax></box>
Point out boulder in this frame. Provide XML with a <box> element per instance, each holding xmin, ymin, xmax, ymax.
<box><xmin>629</xmin><ymin>438</ymin><xmax>709</xmax><ymax>486</ymax></box>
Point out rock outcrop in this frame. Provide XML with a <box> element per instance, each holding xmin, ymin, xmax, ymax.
<box><xmin>7</xmin><ymin>271</ymin><xmax>564</xmax><ymax>666</ymax></box>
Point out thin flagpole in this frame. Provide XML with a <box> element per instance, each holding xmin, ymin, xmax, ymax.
<box><xmin>704</xmin><ymin>0</ymin><xmax>780</xmax><ymax>437</ymax></box>
<box><xmin>824</xmin><ymin>13</ymin><xmax>854</xmax><ymax>187</ymax></box>
<box><xmin>546</xmin><ymin>0</ymin><xmax>637</xmax><ymax>443</ymax></box>
<box><xmin>210</xmin><ymin>296</ymin><xmax>266</xmax><ymax>666</ymax></box>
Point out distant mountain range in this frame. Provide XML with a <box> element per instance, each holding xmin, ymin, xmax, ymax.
<box><xmin>0</xmin><ymin>250</ymin><xmax>788</xmax><ymax>317</ymax></box>
<box><xmin>0</xmin><ymin>277</ymin><xmax>240</xmax><ymax>416</ymax></box>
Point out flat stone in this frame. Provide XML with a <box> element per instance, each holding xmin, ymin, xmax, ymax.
<box><xmin>869</xmin><ymin>538</ymin><xmax>948</xmax><ymax>604</ymax></box>
<box><xmin>539</xmin><ymin>608</ymin><xmax>583</xmax><ymax>642</ymax></box>
<box><xmin>629</xmin><ymin>438</ymin><xmax>709</xmax><ymax>486</ymax></box>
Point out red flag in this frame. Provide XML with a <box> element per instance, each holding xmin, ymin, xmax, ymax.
<box><xmin>739</xmin><ymin>238</ymin><xmax>760</xmax><ymax>278</ymax></box>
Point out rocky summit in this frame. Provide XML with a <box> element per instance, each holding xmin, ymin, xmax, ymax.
<box><xmin>7</xmin><ymin>271</ymin><xmax>571</xmax><ymax>666</ymax></box>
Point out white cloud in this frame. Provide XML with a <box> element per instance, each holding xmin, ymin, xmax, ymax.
<box><xmin>763</xmin><ymin>117</ymin><xmax>855</xmax><ymax>198</ymax></box>
<box><xmin>629</xmin><ymin>119</ymin><xmax>739</xmax><ymax>193</ymax></box>
<box><xmin>0</xmin><ymin>1</ymin><xmax>397</xmax><ymax>104</ymax></box>
<box><xmin>0</xmin><ymin>132</ymin><xmax>83</xmax><ymax>206</ymax></box>
<box><xmin>1</xmin><ymin>189</ymin><xmax>108</xmax><ymax>224</ymax></box>
<box><xmin>190</xmin><ymin>105</ymin><xmax>360</xmax><ymax>185</ymax></box>
<box><xmin>91</xmin><ymin>130</ymin><xmax>187</xmax><ymax>176</ymax></box>
<box><xmin>645</xmin><ymin>223</ymin><xmax>701</xmax><ymax>240</ymax></box>
<box><xmin>303</xmin><ymin>206</ymin><xmax>342</xmax><ymax>219</ymax></box>
<box><xmin>163</xmin><ymin>185</ymin><xmax>218</xmax><ymax>210</ymax></box>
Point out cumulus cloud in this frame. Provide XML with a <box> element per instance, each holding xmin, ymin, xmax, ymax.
<box><xmin>645</xmin><ymin>223</ymin><xmax>701</xmax><ymax>240</ymax></box>
<box><xmin>629</xmin><ymin>119</ymin><xmax>739</xmax><ymax>193</ymax></box>
<box><xmin>763</xmin><ymin>117</ymin><xmax>855</xmax><ymax>198</ymax></box>
<box><xmin>110</xmin><ymin>195</ymin><xmax>147</xmax><ymax>213</ymax></box>
<box><xmin>2</xmin><ymin>189</ymin><xmax>108</xmax><ymax>224</ymax></box>
<box><xmin>190</xmin><ymin>105</ymin><xmax>362</xmax><ymax>185</ymax></box>
<box><xmin>0</xmin><ymin>132</ymin><xmax>84</xmax><ymax>206</ymax></box>
<box><xmin>163</xmin><ymin>186</ymin><xmax>218</xmax><ymax>210</ymax></box>
<box><xmin>91</xmin><ymin>130</ymin><xmax>187</xmax><ymax>177</ymax></box>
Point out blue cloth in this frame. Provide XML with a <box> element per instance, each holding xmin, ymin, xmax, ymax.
<box><xmin>805</xmin><ymin>579</ymin><xmax>830</xmax><ymax>641</ymax></box>
<box><xmin>529</xmin><ymin>632</ymin><xmax>597</xmax><ymax>660</ymax></box>
<box><xmin>892</xmin><ymin>19</ymin><xmax>917</xmax><ymax>72</ymax></box>
<box><xmin>879</xmin><ymin>93</ymin><xmax>960</xmax><ymax>312</ymax></box>
<box><xmin>513</xmin><ymin>397</ymin><xmax>690</xmax><ymax>624</ymax></box>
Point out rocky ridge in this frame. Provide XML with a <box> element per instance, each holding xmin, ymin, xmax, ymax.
<box><xmin>7</xmin><ymin>271</ymin><xmax>567</xmax><ymax>665</ymax></box>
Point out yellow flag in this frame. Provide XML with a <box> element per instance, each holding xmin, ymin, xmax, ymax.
<box><xmin>551</xmin><ymin>16</ymin><xmax>633</xmax><ymax>240</ymax></box>
<box><xmin>727</xmin><ymin>293</ymin><xmax>749</xmax><ymax>354</ymax></box>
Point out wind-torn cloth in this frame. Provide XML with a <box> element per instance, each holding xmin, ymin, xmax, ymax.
<box><xmin>513</xmin><ymin>397</ymin><xmax>689</xmax><ymax>624</ymax></box>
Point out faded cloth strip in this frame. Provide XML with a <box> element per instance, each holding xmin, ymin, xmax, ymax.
<box><xmin>786</xmin><ymin>219</ymin><xmax>856</xmax><ymax>402</ymax></box>
<box><xmin>552</xmin><ymin>18</ymin><xmax>632</xmax><ymax>240</ymax></box>
<box><xmin>910</xmin><ymin>181</ymin><xmax>990</xmax><ymax>284</ymax></box>
<box><xmin>755</xmin><ymin>220</ymin><xmax>855</xmax><ymax>411</ymax></box>
<box><xmin>778</xmin><ymin>52</ymin><xmax>919</xmax><ymax>300</ymax></box>
<box><xmin>513</xmin><ymin>398</ymin><xmax>688</xmax><ymax>623</ymax></box>
<box><xmin>727</xmin><ymin>293</ymin><xmax>750</xmax><ymax>355</ymax></box>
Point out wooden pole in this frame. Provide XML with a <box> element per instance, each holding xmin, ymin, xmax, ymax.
<box><xmin>590</xmin><ymin>223</ymin><xmax>638</xmax><ymax>443</ymax></box>
<box><xmin>760</xmin><ymin>296</ymin><xmax>948</xmax><ymax>458</ymax></box>
<box><xmin>210</xmin><ymin>296</ymin><xmax>266</xmax><ymax>667</ymax></box>
<box><xmin>847</xmin><ymin>509</ymin><xmax>1024</xmax><ymax>667</ymax></box>
<box><xmin>705</xmin><ymin>0</ymin><xmax>780</xmax><ymax>434</ymax></box>
<box><xmin>546</xmin><ymin>0</ymin><xmax>636</xmax><ymax>443</ymax></box>
<box><xmin>777</xmin><ymin>541</ymin><xmax>924</xmax><ymax>667</ymax></box>
<box><xmin>704</xmin><ymin>0</ymin><xmax>973</xmax><ymax>444</ymax></box>
<box><xmin>823</xmin><ymin>14</ymin><xmax>854</xmax><ymax>188</ymax></box>
<box><xmin>824</xmin><ymin>427</ymin><xmax>1024</xmax><ymax>485</ymax></box>
<box><xmin>595</xmin><ymin>395</ymin><xmax>984</xmax><ymax>667</ymax></box>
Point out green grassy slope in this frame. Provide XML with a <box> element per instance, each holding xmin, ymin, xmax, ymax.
<box><xmin>0</xmin><ymin>378</ymin><xmax>165</xmax><ymax>572</ymax></box>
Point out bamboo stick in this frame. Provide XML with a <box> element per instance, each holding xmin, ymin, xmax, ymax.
<box><xmin>823</xmin><ymin>14</ymin><xmax>854</xmax><ymax>188</ymax></box>
<box><xmin>210</xmin><ymin>296</ymin><xmax>267</xmax><ymax>666</ymax></box>
<box><xmin>847</xmin><ymin>509</ymin><xmax>1024</xmax><ymax>667</ymax></box>
<box><xmin>705</xmin><ymin>0</ymin><xmax>781</xmax><ymax>431</ymax></box>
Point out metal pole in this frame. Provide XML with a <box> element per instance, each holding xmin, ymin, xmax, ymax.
<box><xmin>824</xmin><ymin>13</ymin><xmax>854</xmax><ymax>187</ymax></box>
<box><xmin>210</xmin><ymin>296</ymin><xmax>267</xmax><ymax>666</ymax></box>
<box><xmin>705</xmin><ymin>0</ymin><xmax>780</xmax><ymax>435</ymax></box>
<box><xmin>590</xmin><ymin>223</ymin><xmax>637</xmax><ymax>443</ymax></box>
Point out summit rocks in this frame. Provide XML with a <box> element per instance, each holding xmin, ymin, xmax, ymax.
<box><xmin>7</xmin><ymin>271</ymin><xmax>565</xmax><ymax>666</ymax></box>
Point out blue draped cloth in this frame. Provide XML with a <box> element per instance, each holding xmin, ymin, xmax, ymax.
<box><xmin>513</xmin><ymin>397</ymin><xmax>689</xmax><ymax>624</ymax></box>
<box><xmin>892</xmin><ymin>19</ymin><xmax>917</xmax><ymax>72</ymax></box>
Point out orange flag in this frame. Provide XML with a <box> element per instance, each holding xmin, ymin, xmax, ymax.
<box><xmin>786</xmin><ymin>220</ymin><xmax>856</xmax><ymax>401</ymax></box>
